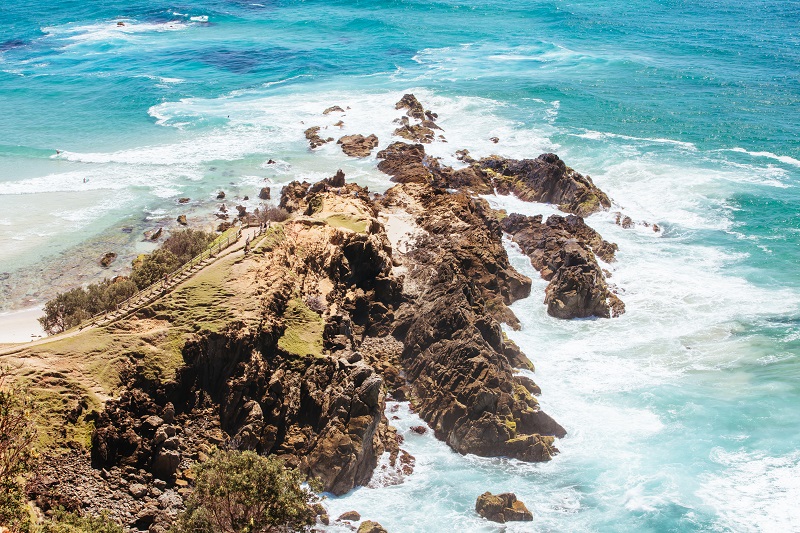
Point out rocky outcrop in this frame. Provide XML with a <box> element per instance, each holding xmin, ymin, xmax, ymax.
<box><xmin>477</xmin><ymin>153</ymin><xmax>611</xmax><ymax>216</ymax></box>
<box><xmin>501</xmin><ymin>213</ymin><xmax>624</xmax><ymax>318</ymax></box>
<box><xmin>394</xmin><ymin>123</ymin><xmax>436</xmax><ymax>144</ymax></box>
<box><xmin>338</xmin><ymin>134</ymin><xmax>379</xmax><ymax>157</ymax></box>
<box><xmin>376</xmin><ymin>142</ymin><xmax>431</xmax><ymax>184</ymax></box>
<box><xmin>176</xmin><ymin>215</ymin><xmax>187</xmax><ymax>226</ymax></box>
<box><xmin>305</xmin><ymin>126</ymin><xmax>333</xmax><ymax>149</ymax></box>
<box><xmin>323</xmin><ymin>105</ymin><xmax>345</xmax><ymax>114</ymax></box>
<box><xmin>259</xmin><ymin>187</ymin><xmax>271</xmax><ymax>200</ymax></box>
<box><xmin>475</xmin><ymin>492</ymin><xmax>533</xmax><ymax>523</ymax></box>
<box><xmin>385</xmin><ymin>183</ymin><xmax>564</xmax><ymax>462</ymax></box>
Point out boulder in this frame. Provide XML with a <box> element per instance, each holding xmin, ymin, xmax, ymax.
<box><xmin>100</xmin><ymin>252</ymin><xmax>117</xmax><ymax>267</ymax></box>
<box><xmin>178</xmin><ymin>197</ymin><xmax>190</xmax><ymax>204</ymax></box>
<box><xmin>152</xmin><ymin>449</ymin><xmax>180</xmax><ymax>479</ymax></box>
<box><xmin>358</xmin><ymin>521</ymin><xmax>388</xmax><ymax>533</ymax></box>
<box><xmin>176</xmin><ymin>215</ymin><xmax>187</xmax><ymax>226</ymax></box>
<box><xmin>338</xmin><ymin>510</ymin><xmax>361</xmax><ymax>521</ymax></box>
<box><xmin>217</xmin><ymin>191</ymin><xmax>225</xmax><ymax>199</ymax></box>
<box><xmin>323</xmin><ymin>105</ymin><xmax>345</xmax><ymax>114</ymax></box>
<box><xmin>258</xmin><ymin>187</ymin><xmax>271</xmax><ymax>200</ymax></box>
<box><xmin>476</xmin><ymin>492</ymin><xmax>532</xmax><ymax>523</ymax></box>
<box><xmin>150</xmin><ymin>228</ymin><xmax>163</xmax><ymax>241</ymax></box>
<box><xmin>338</xmin><ymin>134</ymin><xmax>379</xmax><ymax>157</ymax></box>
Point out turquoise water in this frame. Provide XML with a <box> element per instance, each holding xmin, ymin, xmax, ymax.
<box><xmin>1</xmin><ymin>1</ymin><xmax>799</xmax><ymax>530</ymax></box>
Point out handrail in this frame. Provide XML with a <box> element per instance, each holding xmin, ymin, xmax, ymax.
<box><xmin>77</xmin><ymin>225</ymin><xmax>244</xmax><ymax>329</ymax></box>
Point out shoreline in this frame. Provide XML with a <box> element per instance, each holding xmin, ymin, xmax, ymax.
<box><xmin>0</xmin><ymin>306</ymin><xmax>46</xmax><ymax>344</ymax></box>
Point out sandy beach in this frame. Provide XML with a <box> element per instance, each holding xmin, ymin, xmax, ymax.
<box><xmin>0</xmin><ymin>307</ymin><xmax>46</xmax><ymax>344</ymax></box>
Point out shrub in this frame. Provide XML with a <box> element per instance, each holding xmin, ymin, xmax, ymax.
<box><xmin>40</xmin><ymin>509</ymin><xmax>125</xmax><ymax>533</ymax></box>
<box><xmin>260</xmin><ymin>207</ymin><xmax>290</xmax><ymax>223</ymax></box>
<box><xmin>161</xmin><ymin>229</ymin><xmax>216</xmax><ymax>265</ymax></box>
<box><xmin>173</xmin><ymin>450</ymin><xmax>321</xmax><ymax>533</ymax></box>
<box><xmin>0</xmin><ymin>368</ymin><xmax>36</xmax><ymax>532</ymax></box>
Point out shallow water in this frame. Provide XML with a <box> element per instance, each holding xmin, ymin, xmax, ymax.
<box><xmin>1</xmin><ymin>0</ymin><xmax>798</xmax><ymax>530</ymax></box>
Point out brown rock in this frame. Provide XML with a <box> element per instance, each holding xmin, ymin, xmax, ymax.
<box><xmin>394</xmin><ymin>124</ymin><xmax>435</xmax><ymax>144</ymax></box>
<box><xmin>395</xmin><ymin>93</ymin><xmax>425</xmax><ymax>120</ymax></box>
<box><xmin>217</xmin><ymin>191</ymin><xmax>225</xmax><ymax>199</ymax></box>
<box><xmin>258</xmin><ymin>187</ymin><xmax>271</xmax><ymax>200</ymax></box>
<box><xmin>338</xmin><ymin>134</ymin><xmax>379</xmax><ymax>157</ymax></box>
<box><xmin>358</xmin><ymin>521</ymin><xmax>388</xmax><ymax>533</ymax></box>
<box><xmin>305</xmin><ymin>126</ymin><xmax>333</xmax><ymax>149</ymax></box>
<box><xmin>150</xmin><ymin>228</ymin><xmax>162</xmax><ymax>241</ymax></box>
<box><xmin>176</xmin><ymin>215</ymin><xmax>187</xmax><ymax>226</ymax></box>
<box><xmin>323</xmin><ymin>105</ymin><xmax>345</xmax><ymax>114</ymax></box>
<box><xmin>476</xmin><ymin>492</ymin><xmax>532</xmax><ymax>523</ymax></box>
<box><xmin>376</xmin><ymin>142</ymin><xmax>431</xmax><ymax>183</ymax></box>
<box><xmin>178</xmin><ymin>197</ymin><xmax>190</xmax><ymax>203</ymax></box>
<box><xmin>338</xmin><ymin>510</ymin><xmax>361</xmax><ymax>521</ymax></box>
<box><xmin>100</xmin><ymin>252</ymin><xmax>117</xmax><ymax>267</ymax></box>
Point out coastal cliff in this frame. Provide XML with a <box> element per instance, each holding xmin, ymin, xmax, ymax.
<box><xmin>14</xmin><ymin>95</ymin><xmax>625</xmax><ymax>530</ymax></box>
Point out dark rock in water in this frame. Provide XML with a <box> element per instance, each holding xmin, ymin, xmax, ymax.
<box><xmin>258</xmin><ymin>187</ymin><xmax>271</xmax><ymax>200</ymax></box>
<box><xmin>236</xmin><ymin>205</ymin><xmax>247</xmax><ymax>218</ymax></box>
<box><xmin>476</xmin><ymin>492</ymin><xmax>533</xmax><ymax>523</ymax></box>
<box><xmin>490</xmin><ymin>137</ymin><xmax>499</xmax><ymax>144</ymax></box>
<box><xmin>243</xmin><ymin>195</ymin><xmax>249</xmax><ymax>201</ymax></box>
<box><xmin>305</xmin><ymin>126</ymin><xmax>334</xmax><ymax>149</ymax></box>
<box><xmin>100</xmin><ymin>252</ymin><xmax>117</xmax><ymax>267</ymax></box>
<box><xmin>178</xmin><ymin>197</ymin><xmax>190</xmax><ymax>204</ymax></box>
<box><xmin>376</xmin><ymin>142</ymin><xmax>431</xmax><ymax>184</ymax></box>
<box><xmin>501</xmin><ymin>213</ymin><xmax>624</xmax><ymax>318</ymax></box>
<box><xmin>338</xmin><ymin>134</ymin><xmax>379</xmax><ymax>157</ymax></box>
<box><xmin>395</xmin><ymin>93</ymin><xmax>426</xmax><ymax>120</ymax></box>
<box><xmin>410</xmin><ymin>425</ymin><xmax>427</xmax><ymax>435</ymax></box>
<box><xmin>334</xmin><ymin>120</ymin><xmax>344</xmax><ymax>127</ymax></box>
<box><xmin>217</xmin><ymin>191</ymin><xmax>225</xmax><ymax>199</ymax></box>
<box><xmin>323</xmin><ymin>105</ymin><xmax>345</xmax><ymax>115</ymax></box>
<box><xmin>150</xmin><ymin>227</ymin><xmax>163</xmax><ymax>241</ymax></box>
<box><xmin>615</xmin><ymin>212</ymin><xmax>635</xmax><ymax>229</ymax></box>
<box><xmin>479</xmin><ymin>153</ymin><xmax>611</xmax><ymax>216</ymax></box>
<box><xmin>358</xmin><ymin>521</ymin><xmax>388</xmax><ymax>533</ymax></box>
<box><xmin>121</xmin><ymin>226</ymin><xmax>133</xmax><ymax>233</ymax></box>
<box><xmin>394</xmin><ymin>124</ymin><xmax>435</xmax><ymax>144</ymax></box>
<box><xmin>338</xmin><ymin>510</ymin><xmax>361</xmax><ymax>521</ymax></box>
<box><xmin>176</xmin><ymin>215</ymin><xmax>187</xmax><ymax>226</ymax></box>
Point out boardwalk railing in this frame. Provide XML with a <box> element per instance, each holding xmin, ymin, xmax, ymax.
<box><xmin>77</xmin><ymin>225</ymin><xmax>243</xmax><ymax>329</ymax></box>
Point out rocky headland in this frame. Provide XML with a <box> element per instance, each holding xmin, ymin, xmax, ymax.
<box><xmin>11</xmin><ymin>94</ymin><xmax>628</xmax><ymax>531</ymax></box>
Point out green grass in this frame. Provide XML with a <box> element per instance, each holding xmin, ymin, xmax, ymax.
<box><xmin>277</xmin><ymin>298</ymin><xmax>324</xmax><ymax>358</ymax></box>
<box><xmin>325</xmin><ymin>214</ymin><xmax>369</xmax><ymax>233</ymax></box>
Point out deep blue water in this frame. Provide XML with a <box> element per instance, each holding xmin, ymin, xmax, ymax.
<box><xmin>1</xmin><ymin>1</ymin><xmax>798</xmax><ymax>531</ymax></box>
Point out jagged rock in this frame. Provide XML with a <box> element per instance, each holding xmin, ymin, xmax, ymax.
<box><xmin>358</xmin><ymin>521</ymin><xmax>388</xmax><ymax>533</ymax></box>
<box><xmin>176</xmin><ymin>215</ymin><xmax>187</xmax><ymax>226</ymax></box>
<box><xmin>217</xmin><ymin>191</ymin><xmax>225</xmax><ymax>199</ymax></box>
<box><xmin>178</xmin><ymin>197</ymin><xmax>190</xmax><ymax>203</ymax></box>
<box><xmin>338</xmin><ymin>510</ymin><xmax>361</xmax><ymax>521</ymax></box>
<box><xmin>501</xmin><ymin>213</ymin><xmax>624</xmax><ymax>318</ymax></box>
<box><xmin>410</xmin><ymin>426</ymin><xmax>427</xmax><ymax>435</ymax></box>
<box><xmin>376</xmin><ymin>142</ymin><xmax>431</xmax><ymax>183</ymax></box>
<box><xmin>476</xmin><ymin>492</ymin><xmax>532</xmax><ymax>523</ymax></box>
<box><xmin>395</xmin><ymin>94</ymin><xmax>425</xmax><ymax>120</ymax></box>
<box><xmin>394</xmin><ymin>124</ymin><xmax>435</xmax><ymax>144</ymax></box>
<box><xmin>615</xmin><ymin>212</ymin><xmax>635</xmax><ymax>229</ymax></box>
<box><xmin>259</xmin><ymin>187</ymin><xmax>271</xmax><ymax>200</ymax></box>
<box><xmin>128</xmin><ymin>483</ymin><xmax>148</xmax><ymax>499</ymax></box>
<box><xmin>478</xmin><ymin>153</ymin><xmax>611</xmax><ymax>216</ymax></box>
<box><xmin>150</xmin><ymin>228</ymin><xmax>162</xmax><ymax>241</ymax></box>
<box><xmin>324</xmin><ymin>105</ymin><xmax>345</xmax><ymax>114</ymax></box>
<box><xmin>305</xmin><ymin>126</ymin><xmax>334</xmax><ymax>149</ymax></box>
<box><xmin>338</xmin><ymin>134</ymin><xmax>379</xmax><ymax>157</ymax></box>
<box><xmin>100</xmin><ymin>252</ymin><xmax>117</xmax><ymax>267</ymax></box>
<box><xmin>236</xmin><ymin>205</ymin><xmax>247</xmax><ymax>218</ymax></box>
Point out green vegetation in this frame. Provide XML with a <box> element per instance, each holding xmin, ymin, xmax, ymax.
<box><xmin>172</xmin><ymin>450</ymin><xmax>321</xmax><ymax>533</ymax></box>
<box><xmin>325</xmin><ymin>214</ymin><xmax>369</xmax><ymax>233</ymax></box>
<box><xmin>0</xmin><ymin>368</ymin><xmax>36</xmax><ymax>532</ymax></box>
<box><xmin>39</xmin><ymin>229</ymin><xmax>216</xmax><ymax>334</ymax></box>
<box><xmin>40</xmin><ymin>509</ymin><xmax>125</xmax><ymax>533</ymax></box>
<box><xmin>277</xmin><ymin>298</ymin><xmax>324</xmax><ymax>358</ymax></box>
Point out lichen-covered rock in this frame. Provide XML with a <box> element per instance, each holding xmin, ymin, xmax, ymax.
<box><xmin>358</xmin><ymin>520</ymin><xmax>388</xmax><ymax>533</ymax></box>
<box><xmin>176</xmin><ymin>215</ymin><xmax>187</xmax><ymax>226</ymax></box>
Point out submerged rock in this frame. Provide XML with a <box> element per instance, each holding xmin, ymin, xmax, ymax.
<box><xmin>100</xmin><ymin>252</ymin><xmax>117</xmax><ymax>267</ymax></box>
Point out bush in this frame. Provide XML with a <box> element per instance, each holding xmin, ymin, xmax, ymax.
<box><xmin>40</xmin><ymin>509</ymin><xmax>124</xmax><ymax>533</ymax></box>
<box><xmin>260</xmin><ymin>207</ymin><xmax>290</xmax><ymax>223</ymax></box>
<box><xmin>173</xmin><ymin>450</ymin><xmax>321</xmax><ymax>533</ymax></box>
<box><xmin>0</xmin><ymin>368</ymin><xmax>36</xmax><ymax>532</ymax></box>
<box><xmin>39</xmin><ymin>229</ymin><xmax>215</xmax><ymax>334</ymax></box>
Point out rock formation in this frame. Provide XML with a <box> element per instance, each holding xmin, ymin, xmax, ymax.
<box><xmin>475</xmin><ymin>492</ymin><xmax>533</xmax><ymax>523</ymax></box>
<box><xmin>338</xmin><ymin>134</ymin><xmax>379</xmax><ymax>157</ymax></box>
<box><xmin>501</xmin><ymin>213</ymin><xmax>624</xmax><ymax>318</ymax></box>
<box><xmin>100</xmin><ymin>252</ymin><xmax>117</xmax><ymax>267</ymax></box>
<box><xmin>305</xmin><ymin>126</ymin><xmax>333</xmax><ymax>149</ymax></box>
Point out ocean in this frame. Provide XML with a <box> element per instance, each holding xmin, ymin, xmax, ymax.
<box><xmin>1</xmin><ymin>0</ymin><xmax>799</xmax><ymax>530</ymax></box>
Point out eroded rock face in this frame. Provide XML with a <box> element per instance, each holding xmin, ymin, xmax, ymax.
<box><xmin>376</xmin><ymin>142</ymin><xmax>431</xmax><ymax>184</ymax></box>
<box><xmin>384</xmin><ymin>183</ymin><xmax>564</xmax><ymax>462</ymax></box>
<box><xmin>478</xmin><ymin>153</ymin><xmax>611</xmax><ymax>216</ymax></box>
<box><xmin>501</xmin><ymin>213</ymin><xmax>624</xmax><ymax>318</ymax></box>
<box><xmin>338</xmin><ymin>134</ymin><xmax>379</xmax><ymax>157</ymax></box>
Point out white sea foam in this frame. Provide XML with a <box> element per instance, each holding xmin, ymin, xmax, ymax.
<box><xmin>724</xmin><ymin>147</ymin><xmax>800</xmax><ymax>168</ymax></box>
<box><xmin>698</xmin><ymin>449</ymin><xmax>800</xmax><ymax>532</ymax></box>
<box><xmin>40</xmin><ymin>19</ymin><xmax>192</xmax><ymax>49</ymax></box>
